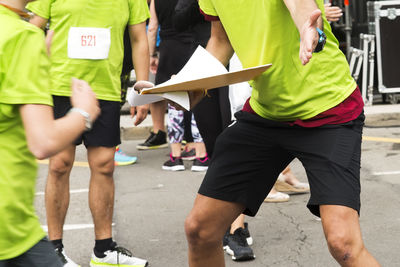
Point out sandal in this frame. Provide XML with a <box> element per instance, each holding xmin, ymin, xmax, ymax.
<box><xmin>275</xmin><ymin>174</ymin><xmax>310</xmax><ymax>194</ymax></box>
<box><xmin>264</xmin><ymin>191</ymin><xmax>290</xmax><ymax>203</ymax></box>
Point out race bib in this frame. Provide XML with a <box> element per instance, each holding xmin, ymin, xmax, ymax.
<box><xmin>67</xmin><ymin>27</ymin><xmax>111</xmax><ymax>60</ymax></box>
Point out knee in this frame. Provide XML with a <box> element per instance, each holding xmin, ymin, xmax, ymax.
<box><xmin>90</xmin><ymin>158</ymin><xmax>115</xmax><ymax>177</ymax></box>
<box><xmin>326</xmin><ymin>230</ymin><xmax>363</xmax><ymax>264</ymax></box>
<box><xmin>184</xmin><ymin>214</ymin><xmax>221</xmax><ymax>248</ymax></box>
<box><xmin>49</xmin><ymin>157</ymin><xmax>73</xmax><ymax>177</ymax></box>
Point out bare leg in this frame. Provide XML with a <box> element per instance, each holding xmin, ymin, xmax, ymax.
<box><xmin>46</xmin><ymin>145</ymin><xmax>76</xmax><ymax>240</ymax></box>
<box><xmin>150</xmin><ymin>100</ymin><xmax>167</xmax><ymax>133</ymax></box>
<box><xmin>281</xmin><ymin>166</ymin><xmax>300</xmax><ymax>185</ymax></box>
<box><xmin>194</xmin><ymin>142</ymin><xmax>207</xmax><ymax>158</ymax></box>
<box><xmin>230</xmin><ymin>214</ymin><xmax>245</xmax><ymax>234</ymax></box>
<box><xmin>320</xmin><ymin>205</ymin><xmax>380</xmax><ymax>267</ymax></box>
<box><xmin>87</xmin><ymin>146</ymin><xmax>115</xmax><ymax>239</ymax></box>
<box><xmin>185</xmin><ymin>194</ymin><xmax>245</xmax><ymax>267</ymax></box>
<box><xmin>170</xmin><ymin>143</ymin><xmax>181</xmax><ymax>157</ymax></box>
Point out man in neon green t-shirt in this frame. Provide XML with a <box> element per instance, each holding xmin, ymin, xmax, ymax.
<box><xmin>27</xmin><ymin>0</ymin><xmax>151</xmax><ymax>266</ymax></box>
<box><xmin>0</xmin><ymin>0</ymin><xmax>99</xmax><ymax>265</ymax></box>
<box><xmin>184</xmin><ymin>0</ymin><xmax>381</xmax><ymax>266</ymax></box>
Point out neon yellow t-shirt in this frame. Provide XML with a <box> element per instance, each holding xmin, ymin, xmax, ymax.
<box><xmin>199</xmin><ymin>0</ymin><xmax>357</xmax><ymax>121</ymax></box>
<box><xmin>0</xmin><ymin>6</ymin><xmax>52</xmax><ymax>260</ymax></box>
<box><xmin>27</xmin><ymin>0</ymin><xmax>150</xmax><ymax>101</ymax></box>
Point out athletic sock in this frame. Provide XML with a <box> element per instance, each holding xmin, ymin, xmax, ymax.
<box><xmin>51</xmin><ymin>239</ymin><xmax>63</xmax><ymax>250</ymax></box>
<box><xmin>94</xmin><ymin>238</ymin><xmax>114</xmax><ymax>258</ymax></box>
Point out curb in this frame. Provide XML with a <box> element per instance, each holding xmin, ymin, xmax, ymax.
<box><xmin>121</xmin><ymin>126</ymin><xmax>153</xmax><ymax>141</ymax></box>
<box><xmin>365</xmin><ymin>113</ymin><xmax>400</xmax><ymax>128</ymax></box>
<box><xmin>120</xmin><ymin>106</ymin><xmax>400</xmax><ymax>140</ymax></box>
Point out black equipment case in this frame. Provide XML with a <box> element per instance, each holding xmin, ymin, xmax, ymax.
<box><xmin>368</xmin><ymin>1</ymin><xmax>400</xmax><ymax>94</ymax></box>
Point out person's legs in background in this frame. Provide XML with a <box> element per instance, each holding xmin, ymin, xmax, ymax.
<box><xmin>162</xmin><ymin>104</ymin><xmax>185</xmax><ymax>171</ymax></box>
<box><xmin>189</xmin><ymin>112</ymin><xmax>209</xmax><ymax>172</ymax></box>
<box><xmin>222</xmin><ymin>214</ymin><xmax>255</xmax><ymax>261</ymax></box>
<box><xmin>136</xmin><ymin>100</ymin><xmax>168</xmax><ymax>150</ymax></box>
<box><xmin>264</xmin><ymin>165</ymin><xmax>310</xmax><ymax>203</ymax></box>
<box><xmin>115</xmin><ymin>73</ymin><xmax>137</xmax><ymax>166</ymax></box>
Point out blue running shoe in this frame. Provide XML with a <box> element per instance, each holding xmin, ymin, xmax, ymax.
<box><xmin>114</xmin><ymin>147</ymin><xmax>137</xmax><ymax>166</ymax></box>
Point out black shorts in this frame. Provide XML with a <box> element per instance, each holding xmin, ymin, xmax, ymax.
<box><xmin>53</xmin><ymin>96</ymin><xmax>121</xmax><ymax>147</ymax></box>
<box><xmin>0</xmin><ymin>238</ymin><xmax>62</xmax><ymax>267</ymax></box>
<box><xmin>198</xmin><ymin>111</ymin><xmax>364</xmax><ymax>217</ymax></box>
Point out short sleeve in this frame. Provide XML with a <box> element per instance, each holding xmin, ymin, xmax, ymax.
<box><xmin>26</xmin><ymin>0</ymin><xmax>52</xmax><ymax>19</ymax></box>
<box><xmin>199</xmin><ymin>0</ymin><xmax>218</xmax><ymax>17</ymax></box>
<box><xmin>0</xmin><ymin>28</ymin><xmax>52</xmax><ymax>106</ymax></box>
<box><xmin>128</xmin><ymin>0</ymin><xmax>150</xmax><ymax>26</ymax></box>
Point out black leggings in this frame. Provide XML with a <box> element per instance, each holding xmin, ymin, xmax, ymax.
<box><xmin>192</xmin><ymin>87</ymin><xmax>232</xmax><ymax>158</ymax></box>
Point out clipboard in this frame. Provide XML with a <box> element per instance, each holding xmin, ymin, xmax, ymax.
<box><xmin>140</xmin><ymin>64</ymin><xmax>272</xmax><ymax>95</ymax></box>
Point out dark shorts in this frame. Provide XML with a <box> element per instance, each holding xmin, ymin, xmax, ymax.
<box><xmin>198</xmin><ymin>111</ymin><xmax>364</xmax><ymax>217</ymax></box>
<box><xmin>0</xmin><ymin>238</ymin><xmax>62</xmax><ymax>267</ymax></box>
<box><xmin>53</xmin><ymin>96</ymin><xmax>121</xmax><ymax>147</ymax></box>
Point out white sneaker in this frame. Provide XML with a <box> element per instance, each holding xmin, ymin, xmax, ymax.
<box><xmin>55</xmin><ymin>248</ymin><xmax>81</xmax><ymax>267</ymax></box>
<box><xmin>89</xmin><ymin>245</ymin><xmax>148</xmax><ymax>267</ymax></box>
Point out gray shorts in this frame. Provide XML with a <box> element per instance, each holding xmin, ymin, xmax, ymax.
<box><xmin>0</xmin><ymin>238</ymin><xmax>62</xmax><ymax>267</ymax></box>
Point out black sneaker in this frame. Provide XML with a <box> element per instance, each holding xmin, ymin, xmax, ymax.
<box><xmin>223</xmin><ymin>228</ymin><xmax>255</xmax><ymax>261</ymax></box>
<box><xmin>181</xmin><ymin>148</ymin><xmax>196</xmax><ymax>160</ymax></box>
<box><xmin>191</xmin><ymin>155</ymin><xmax>209</xmax><ymax>172</ymax></box>
<box><xmin>162</xmin><ymin>154</ymin><xmax>185</xmax><ymax>171</ymax></box>
<box><xmin>136</xmin><ymin>131</ymin><xmax>168</xmax><ymax>150</ymax></box>
<box><xmin>243</xmin><ymin>222</ymin><xmax>253</xmax><ymax>245</ymax></box>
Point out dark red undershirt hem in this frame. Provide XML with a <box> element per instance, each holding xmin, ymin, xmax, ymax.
<box><xmin>242</xmin><ymin>87</ymin><xmax>364</xmax><ymax>127</ymax></box>
<box><xmin>199</xmin><ymin>9</ymin><xmax>220</xmax><ymax>21</ymax></box>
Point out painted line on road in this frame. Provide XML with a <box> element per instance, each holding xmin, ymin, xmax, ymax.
<box><xmin>37</xmin><ymin>159</ymin><xmax>89</xmax><ymax>167</ymax></box>
<box><xmin>41</xmin><ymin>223</ymin><xmax>115</xmax><ymax>232</ymax></box>
<box><xmin>363</xmin><ymin>136</ymin><xmax>400</xmax><ymax>143</ymax></box>
<box><xmin>35</xmin><ymin>188</ymin><xmax>89</xmax><ymax>196</ymax></box>
<box><xmin>373</xmin><ymin>171</ymin><xmax>400</xmax><ymax>176</ymax></box>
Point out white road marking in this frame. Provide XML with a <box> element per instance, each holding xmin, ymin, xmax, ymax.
<box><xmin>372</xmin><ymin>171</ymin><xmax>400</xmax><ymax>176</ymax></box>
<box><xmin>41</xmin><ymin>223</ymin><xmax>115</xmax><ymax>232</ymax></box>
<box><xmin>35</xmin><ymin>188</ymin><xmax>89</xmax><ymax>196</ymax></box>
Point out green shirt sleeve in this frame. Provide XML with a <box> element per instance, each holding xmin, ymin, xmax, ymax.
<box><xmin>128</xmin><ymin>0</ymin><xmax>150</xmax><ymax>25</ymax></box>
<box><xmin>199</xmin><ymin>0</ymin><xmax>218</xmax><ymax>16</ymax></box>
<box><xmin>0</xmin><ymin>27</ymin><xmax>52</xmax><ymax>106</ymax></box>
<box><xmin>26</xmin><ymin>0</ymin><xmax>52</xmax><ymax>19</ymax></box>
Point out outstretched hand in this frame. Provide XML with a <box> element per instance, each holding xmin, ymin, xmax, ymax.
<box><xmin>299</xmin><ymin>9</ymin><xmax>322</xmax><ymax>65</ymax></box>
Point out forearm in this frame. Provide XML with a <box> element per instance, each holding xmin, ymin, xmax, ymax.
<box><xmin>147</xmin><ymin>22</ymin><xmax>157</xmax><ymax>57</ymax></box>
<box><xmin>147</xmin><ymin>0</ymin><xmax>158</xmax><ymax>56</ymax></box>
<box><xmin>20</xmin><ymin>104</ymin><xmax>86</xmax><ymax>159</ymax></box>
<box><xmin>283</xmin><ymin>0</ymin><xmax>323</xmax><ymax>31</ymax></box>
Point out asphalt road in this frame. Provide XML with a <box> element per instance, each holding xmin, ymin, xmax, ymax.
<box><xmin>34</xmin><ymin>125</ymin><xmax>400</xmax><ymax>267</ymax></box>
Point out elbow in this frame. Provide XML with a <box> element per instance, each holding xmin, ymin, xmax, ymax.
<box><xmin>29</xmin><ymin>145</ymin><xmax>52</xmax><ymax>160</ymax></box>
<box><xmin>148</xmin><ymin>27</ymin><xmax>157</xmax><ymax>35</ymax></box>
<box><xmin>30</xmin><ymin>147</ymin><xmax>50</xmax><ymax>160</ymax></box>
<box><xmin>27</xmin><ymin>139</ymin><xmax>55</xmax><ymax>160</ymax></box>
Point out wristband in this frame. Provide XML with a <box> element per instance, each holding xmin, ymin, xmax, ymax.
<box><xmin>68</xmin><ymin>107</ymin><xmax>92</xmax><ymax>131</ymax></box>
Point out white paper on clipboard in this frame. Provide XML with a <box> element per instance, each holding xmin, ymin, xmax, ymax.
<box><xmin>140</xmin><ymin>46</ymin><xmax>271</xmax><ymax>95</ymax></box>
<box><xmin>128</xmin><ymin>46</ymin><xmax>271</xmax><ymax>110</ymax></box>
